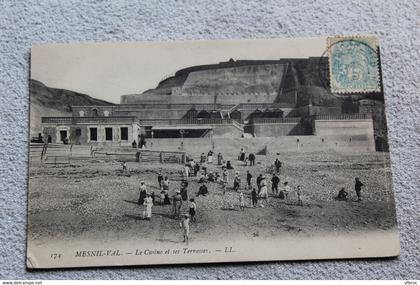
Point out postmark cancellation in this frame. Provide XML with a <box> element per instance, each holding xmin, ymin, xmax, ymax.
<box><xmin>327</xmin><ymin>36</ymin><xmax>381</xmax><ymax>94</ymax></box>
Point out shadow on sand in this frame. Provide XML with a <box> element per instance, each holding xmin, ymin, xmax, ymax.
<box><xmin>123</xmin><ymin>199</ymin><xmax>140</xmax><ymax>205</ymax></box>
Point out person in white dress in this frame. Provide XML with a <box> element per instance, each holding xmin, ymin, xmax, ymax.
<box><xmin>143</xmin><ymin>193</ymin><xmax>153</xmax><ymax>220</ymax></box>
<box><xmin>259</xmin><ymin>176</ymin><xmax>269</xmax><ymax>205</ymax></box>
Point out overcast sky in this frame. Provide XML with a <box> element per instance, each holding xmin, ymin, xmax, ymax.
<box><xmin>31</xmin><ymin>37</ymin><xmax>326</xmax><ymax>104</ymax></box>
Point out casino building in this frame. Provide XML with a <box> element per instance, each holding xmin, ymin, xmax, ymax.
<box><xmin>41</xmin><ymin>58</ymin><xmax>382</xmax><ymax>151</ymax></box>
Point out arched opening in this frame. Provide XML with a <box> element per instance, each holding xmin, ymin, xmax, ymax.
<box><xmin>271</xmin><ymin>108</ymin><xmax>284</xmax><ymax>118</ymax></box>
<box><xmin>230</xmin><ymin>110</ymin><xmax>242</xmax><ymax>120</ymax></box>
<box><xmin>250</xmin><ymin>109</ymin><xmax>263</xmax><ymax>119</ymax></box>
<box><xmin>184</xmin><ymin>106</ymin><xmax>198</xmax><ymax>119</ymax></box>
<box><xmin>209</xmin><ymin>110</ymin><xmax>221</xmax><ymax>119</ymax></box>
<box><xmin>197</xmin><ymin>110</ymin><xmax>210</xmax><ymax>119</ymax></box>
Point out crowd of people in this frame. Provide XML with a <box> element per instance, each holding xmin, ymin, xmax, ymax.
<box><xmin>132</xmin><ymin>147</ymin><xmax>365</xmax><ymax>244</ymax></box>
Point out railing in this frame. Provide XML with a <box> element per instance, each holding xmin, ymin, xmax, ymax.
<box><xmin>42</xmin><ymin>116</ymin><xmax>138</xmax><ymax>124</ymax></box>
<box><xmin>313</xmin><ymin>114</ymin><xmax>372</xmax><ymax>120</ymax></box>
<box><xmin>141</xmin><ymin>118</ymin><xmax>233</xmax><ymax>126</ymax></box>
<box><xmin>116</xmin><ymin>103</ymin><xmax>232</xmax><ymax>110</ymax></box>
<box><xmin>238</xmin><ymin>103</ymin><xmax>283</xmax><ymax>110</ymax></box>
<box><xmin>251</xmin><ymin>117</ymin><xmax>302</xmax><ymax>124</ymax></box>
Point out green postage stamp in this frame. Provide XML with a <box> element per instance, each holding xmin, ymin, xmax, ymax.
<box><xmin>328</xmin><ymin>36</ymin><xmax>381</xmax><ymax>93</ymax></box>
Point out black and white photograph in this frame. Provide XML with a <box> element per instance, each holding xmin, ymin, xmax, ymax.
<box><xmin>27</xmin><ymin>37</ymin><xmax>400</xmax><ymax>268</ymax></box>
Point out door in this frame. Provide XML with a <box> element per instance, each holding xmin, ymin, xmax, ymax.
<box><xmin>59</xmin><ymin>130</ymin><xmax>67</xmax><ymax>143</ymax></box>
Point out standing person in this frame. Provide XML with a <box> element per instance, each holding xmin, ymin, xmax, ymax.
<box><xmin>207</xmin><ymin>150</ymin><xmax>213</xmax><ymax>164</ymax></box>
<box><xmin>233</xmin><ymin>172</ymin><xmax>241</xmax><ymax>191</ymax></box>
<box><xmin>180</xmin><ymin>214</ymin><xmax>190</xmax><ymax>245</ymax></box>
<box><xmin>184</xmin><ymin>164</ymin><xmax>190</xmax><ymax>179</ymax></box>
<box><xmin>256</xmin><ymin>174</ymin><xmax>263</xmax><ymax>193</ymax></box>
<box><xmin>217</xmin><ymin>152</ymin><xmax>223</xmax><ymax>165</ymax></box>
<box><xmin>239</xmin><ymin>192</ymin><xmax>245</xmax><ymax>211</ymax></box>
<box><xmin>239</xmin><ymin>148</ymin><xmax>245</xmax><ymax>161</ymax></box>
<box><xmin>122</xmin><ymin>161</ymin><xmax>127</xmax><ymax>172</ymax></box>
<box><xmin>201</xmin><ymin>161</ymin><xmax>208</xmax><ymax>175</ymax></box>
<box><xmin>296</xmin><ymin>185</ymin><xmax>303</xmax><ymax>206</ymax></box>
<box><xmin>138</xmin><ymin>181</ymin><xmax>147</xmax><ymax>205</ymax></box>
<box><xmin>163</xmin><ymin>176</ymin><xmax>170</xmax><ymax>191</ymax></box>
<box><xmin>163</xmin><ymin>189</ymin><xmax>171</xmax><ymax>205</ymax></box>
<box><xmin>248</xmin><ymin>152</ymin><xmax>255</xmax><ymax>166</ymax></box>
<box><xmin>200</xmin><ymin>153</ymin><xmax>206</xmax><ymax>163</ymax></box>
<box><xmin>173</xmin><ymin>190</ymin><xmax>183</xmax><ymax>218</ymax></box>
<box><xmin>193</xmin><ymin>162</ymin><xmax>200</xmax><ymax>176</ymax></box>
<box><xmin>222</xmin><ymin>167</ymin><xmax>229</xmax><ymax>183</ymax></box>
<box><xmin>143</xmin><ymin>193</ymin><xmax>153</xmax><ymax>220</ymax></box>
<box><xmin>246</xmin><ymin>170</ymin><xmax>252</xmax><ymax>190</ymax></box>
<box><xmin>157</xmin><ymin>172</ymin><xmax>164</xmax><ymax>190</ymax></box>
<box><xmin>283</xmin><ymin>181</ymin><xmax>291</xmax><ymax>199</ymax></box>
<box><xmin>274</xmin><ymin>158</ymin><xmax>282</xmax><ymax>174</ymax></box>
<box><xmin>181</xmin><ymin>180</ymin><xmax>188</xmax><ymax>201</ymax></box>
<box><xmin>271</xmin><ymin>173</ymin><xmax>280</xmax><ymax>196</ymax></box>
<box><xmin>354</xmin><ymin>177</ymin><xmax>364</xmax><ymax>202</ymax></box>
<box><xmin>259</xmin><ymin>176</ymin><xmax>269</xmax><ymax>204</ymax></box>
<box><xmin>159</xmin><ymin>190</ymin><xmax>165</xmax><ymax>205</ymax></box>
<box><xmin>189</xmin><ymin>198</ymin><xmax>197</xmax><ymax>222</ymax></box>
<box><xmin>251</xmin><ymin>188</ymin><xmax>258</xmax><ymax>207</ymax></box>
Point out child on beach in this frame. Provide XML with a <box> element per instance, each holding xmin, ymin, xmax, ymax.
<box><xmin>239</xmin><ymin>192</ymin><xmax>245</xmax><ymax>211</ymax></box>
<box><xmin>180</xmin><ymin>214</ymin><xmax>190</xmax><ymax>245</ymax></box>
<box><xmin>296</xmin><ymin>185</ymin><xmax>303</xmax><ymax>206</ymax></box>
<box><xmin>251</xmin><ymin>188</ymin><xmax>258</xmax><ymax>207</ymax></box>
<box><xmin>189</xmin><ymin>198</ymin><xmax>197</xmax><ymax>222</ymax></box>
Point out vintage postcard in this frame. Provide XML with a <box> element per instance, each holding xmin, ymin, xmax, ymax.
<box><xmin>27</xmin><ymin>36</ymin><xmax>399</xmax><ymax>268</ymax></box>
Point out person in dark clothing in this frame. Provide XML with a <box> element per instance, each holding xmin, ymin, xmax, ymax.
<box><xmin>132</xmin><ymin>140</ymin><xmax>137</xmax><ymax>148</ymax></box>
<box><xmin>150</xmin><ymin>192</ymin><xmax>155</xmax><ymax>203</ymax></box>
<box><xmin>181</xmin><ymin>187</ymin><xmax>188</xmax><ymax>201</ymax></box>
<box><xmin>207</xmin><ymin>172</ymin><xmax>215</xmax><ymax>182</ymax></box>
<box><xmin>246</xmin><ymin>171</ymin><xmax>252</xmax><ymax>190</ymax></box>
<box><xmin>193</xmin><ymin>163</ymin><xmax>200</xmax><ymax>176</ymax></box>
<box><xmin>239</xmin><ymin>148</ymin><xmax>245</xmax><ymax>161</ymax></box>
<box><xmin>226</xmin><ymin>160</ymin><xmax>234</xmax><ymax>170</ymax></box>
<box><xmin>163</xmin><ymin>191</ymin><xmax>171</xmax><ymax>205</ymax></box>
<box><xmin>256</xmin><ymin>174</ymin><xmax>263</xmax><ymax>192</ymax></box>
<box><xmin>217</xmin><ymin>152</ymin><xmax>223</xmax><ymax>165</ymax></box>
<box><xmin>233</xmin><ymin>172</ymin><xmax>241</xmax><ymax>192</ymax></box>
<box><xmin>197</xmin><ymin>184</ymin><xmax>209</xmax><ymax>197</ymax></box>
<box><xmin>336</xmin><ymin>187</ymin><xmax>348</xmax><ymax>201</ymax></box>
<box><xmin>354</xmin><ymin>177</ymin><xmax>364</xmax><ymax>201</ymax></box>
<box><xmin>248</xmin><ymin>153</ymin><xmax>255</xmax><ymax>166</ymax></box>
<box><xmin>251</xmin><ymin>188</ymin><xmax>258</xmax><ymax>207</ymax></box>
<box><xmin>271</xmin><ymin>173</ymin><xmax>280</xmax><ymax>195</ymax></box>
<box><xmin>274</xmin><ymin>158</ymin><xmax>282</xmax><ymax>174</ymax></box>
<box><xmin>181</xmin><ymin>180</ymin><xmax>189</xmax><ymax>201</ymax></box>
<box><xmin>138</xmin><ymin>186</ymin><xmax>147</xmax><ymax>205</ymax></box>
<box><xmin>157</xmin><ymin>172</ymin><xmax>164</xmax><ymax>190</ymax></box>
<box><xmin>200</xmin><ymin>153</ymin><xmax>206</xmax><ymax>163</ymax></box>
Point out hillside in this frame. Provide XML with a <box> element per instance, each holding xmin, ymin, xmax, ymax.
<box><xmin>121</xmin><ymin>58</ymin><xmax>384</xmax><ymax>107</ymax></box>
<box><xmin>29</xmin><ymin>79</ymin><xmax>114</xmax><ymax>136</ymax></box>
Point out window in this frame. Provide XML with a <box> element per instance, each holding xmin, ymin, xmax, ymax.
<box><xmin>90</xmin><ymin>128</ymin><xmax>97</xmax><ymax>141</ymax></box>
<box><xmin>79</xmin><ymin>110</ymin><xmax>85</xmax><ymax>117</ymax></box>
<box><xmin>92</xmin><ymin>108</ymin><xmax>98</xmax><ymax>117</ymax></box>
<box><xmin>104</xmin><ymin>110</ymin><xmax>109</xmax><ymax>117</ymax></box>
<box><xmin>105</xmin><ymin>128</ymin><xmax>113</xmax><ymax>141</ymax></box>
<box><xmin>120</xmin><ymin>127</ymin><xmax>128</xmax><ymax>140</ymax></box>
